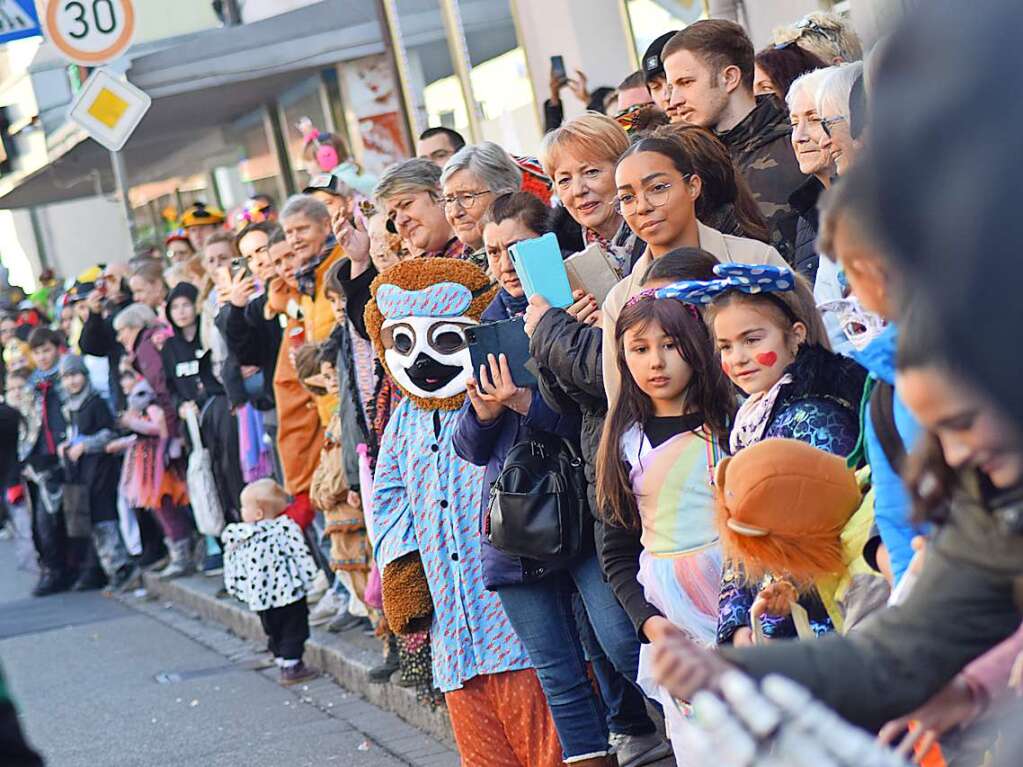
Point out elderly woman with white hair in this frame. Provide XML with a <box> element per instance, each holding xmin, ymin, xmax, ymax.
<box><xmin>112</xmin><ymin>302</ymin><xmax>196</xmax><ymax>578</ymax></box>
<box><xmin>374</xmin><ymin>158</ymin><xmax>464</xmax><ymax>260</ymax></box>
<box><xmin>785</xmin><ymin>67</ymin><xmax>839</xmax><ymax>281</ymax></box>
<box><xmin>440</xmin><ymin>141</ymin><xmax>522</xmax><ymax>263</ymax></box>
<box><xmin>816</xmin><ymin>61</ymin><xmax>865</xmax><ymax>176</ymax></box>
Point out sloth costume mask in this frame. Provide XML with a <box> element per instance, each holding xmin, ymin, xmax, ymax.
<box><xmin>365</xmin><ymin>258</ymin><xmax>496</xmax><ymax>411</ymax></box>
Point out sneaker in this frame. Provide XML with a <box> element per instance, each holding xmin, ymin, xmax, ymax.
<box><xmin>327</xmin><ymin>612</ymin><xmax>371</xmax><ymax>634</ymax></box>
<box><xmin>200</xmin><ymin>553</ymin><xmax>224</xmax><ymax>576</ymax></box>
<box><xmin>279</xmin><ymin>661</ymin><xmax>318</xmax><ymax>686</ymax></box>
<box><xmin>609</xmin><ymin>732</ymin><xmax>673</xmax><ymax>767</ymax></box>
<box><xmin>306</xmin><ymin>571</ymin><xmax>330</xmax><ymax>606</ymax></box>
<box><xmin>308</xmin><ymin>589</ymin><xmax>347</xmax><ymax>627</ymax></box>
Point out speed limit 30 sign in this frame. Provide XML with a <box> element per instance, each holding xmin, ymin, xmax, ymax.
<box><xmin>44</xmin><ymin>0</ymin><xmax>136</xmax><ymax>66</ymax></box>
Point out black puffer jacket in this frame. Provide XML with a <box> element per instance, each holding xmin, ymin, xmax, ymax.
<box><xmin>789</xmin><ymin>176</ymin><xmax>826</xmax><ymax>284</ymax></box>
<box><xmin>529</xmin><ymin>307</ymin><xmax>605</xmax><ymax>508</ymax></box>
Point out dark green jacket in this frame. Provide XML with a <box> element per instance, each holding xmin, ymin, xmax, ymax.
<box><xmin>718</xmin><ymin>95</ymin><xmax>806</xmax><ymax>265</ymax></box>
<box><xmin>721</xmin><ymin>471</ymin><xmax>1023</xmax><ymax>731</ymax></box>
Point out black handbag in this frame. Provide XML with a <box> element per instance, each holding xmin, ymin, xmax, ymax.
<box><xmin>486</xmin><ymin>437</ymin><xmax>586</xmax><ymax>562</ymax></box>
<box><xmin>62</xmin><ymin>483</ymin><xmax>91</xmax><ymax>538</ymax></box>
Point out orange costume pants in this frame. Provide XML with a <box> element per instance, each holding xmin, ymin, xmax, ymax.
<box><xmin>445</xmin><ymin>669</ymin><xmax>563</xmax><ymax>767</ymax></box>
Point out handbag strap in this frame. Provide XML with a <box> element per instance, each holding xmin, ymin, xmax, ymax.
<box><xmin>183</xmin><ymin>406</ymin><xmax>204</xmax><ymax>450</ymax></box>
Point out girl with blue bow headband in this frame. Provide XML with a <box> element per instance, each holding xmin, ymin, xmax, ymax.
<box><xmin>657</xmin><ymin>262</ymin><xmax>868</xmax><ymax>646</ymax></box>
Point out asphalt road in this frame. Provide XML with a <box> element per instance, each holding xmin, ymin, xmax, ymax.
<box><xmin>0</xmin><ymin>540</ymin><xmax>455</xmax><ymax>767</ymax></box>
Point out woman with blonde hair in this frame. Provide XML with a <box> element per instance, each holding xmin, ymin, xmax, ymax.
<box><xmin>540</xmin><ymin>112</ymin><xmax>645</xmax><ymax>274</ymax></box>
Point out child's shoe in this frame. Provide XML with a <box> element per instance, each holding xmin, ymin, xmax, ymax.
<box><xmin>279</xmin><ymin>661</ymin><xmax>318</xmax><ymax>686</ymax></box>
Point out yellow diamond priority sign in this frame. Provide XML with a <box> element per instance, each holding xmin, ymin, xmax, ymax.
<box><xmin>68</xmin><ymin>67</ymin><xmax>150</xmax><ymax>152</ymax></box>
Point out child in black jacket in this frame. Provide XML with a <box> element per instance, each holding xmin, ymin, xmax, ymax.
<box><xmin>58</xmin><ymin>355</ymin><xmax>140</xmax><ymax>591</ymax></box>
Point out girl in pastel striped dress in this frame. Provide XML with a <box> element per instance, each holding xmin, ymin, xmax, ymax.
<box><xmin>596</xmin><ymin>295</ymin><xmax>735</xmax><ymax>757</ymax></box>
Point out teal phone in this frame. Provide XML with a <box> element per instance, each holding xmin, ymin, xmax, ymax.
<box><xmin>509</xmin><ymin>233</ymin><xmax>573</xmax><ymax>309</ymax></box>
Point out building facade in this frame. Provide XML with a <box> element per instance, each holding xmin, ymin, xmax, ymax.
<box><xmin>0</xmin><ymin>0</ymin><xmax>860</xmax><ymax>289</ymax></box>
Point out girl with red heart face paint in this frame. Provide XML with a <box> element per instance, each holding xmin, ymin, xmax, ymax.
<box><xmin>710</xmin><ymin>293</ymin><xmax>810</xmax><ymax>399</ymax></box>
<box><xmin>695</xmin><ymin>275</ymin><xmax>868</xmax><ymax>648</ymax></box>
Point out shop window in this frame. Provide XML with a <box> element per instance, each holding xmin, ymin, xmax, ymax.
<box><xmin>624</xmin><ymin>0</ymin><xmax>706</xmax><ymax>62</ymax></box>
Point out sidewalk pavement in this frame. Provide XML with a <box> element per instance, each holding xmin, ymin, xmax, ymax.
<box><xmin>141</xmin><ymin>571</ymin><xmax>456</xmax><ymax>746</ymax></box>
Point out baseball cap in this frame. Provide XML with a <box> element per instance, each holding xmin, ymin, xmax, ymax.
<box><xmin>642</xmin><ymin>30</ymin><xmax>679</xmax><ymax>83</ymax></box>
<box><xmin>303</xmin><ymin>173</ymin><xmax>346</xmax><ymax>197</ymax></box>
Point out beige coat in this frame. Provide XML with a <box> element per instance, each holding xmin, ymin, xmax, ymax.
<box><xmin>601</xmin><ymin>221</ymin><xmax>788</xmax><ymax>407</ymax></box>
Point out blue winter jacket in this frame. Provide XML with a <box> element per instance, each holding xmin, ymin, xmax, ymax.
<box><xmin>854</xmin><ymin>324</ymin><xmax>924</xmax><ymax>585</ymax></box>
<box><xmin>452</xmin><ymin>291</ymin><xmax>581</xmax><ymax>588</ymax></box>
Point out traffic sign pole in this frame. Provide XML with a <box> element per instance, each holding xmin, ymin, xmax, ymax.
<box><xmin>109</xmin><ymin>148</ymin><xmax>136</xmax><ymax>242</ymax></box>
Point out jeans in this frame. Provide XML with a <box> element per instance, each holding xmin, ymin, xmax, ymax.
<box><xmin>497</xmin><ymin>551</ymin><xmax>655</xmax><ymax>760</ymax></box>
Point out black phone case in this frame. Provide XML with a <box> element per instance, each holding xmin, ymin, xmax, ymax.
<box><xmin>466</xmin><ymin>317</ymin><xmax>537</xmax><ymax>389</ymax></box>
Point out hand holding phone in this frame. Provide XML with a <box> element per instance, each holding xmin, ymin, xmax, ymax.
<box><xmin>550</xmin><ymin>55</ymin><xmax>567</xmax><ymax>85</ymax></box>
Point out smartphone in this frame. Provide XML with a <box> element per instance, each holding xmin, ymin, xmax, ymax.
<box><xmin>466</xmin><ymin>318</ymin><xmax>537</xmax><ymax>389</ymax></box>
<box><xmin>550</xmin><ymin>55</ymin><xmax>567</xmax><ymax>85</ymax></box>
<box><xmin>509</xmin><ymin>233</ymin><xmax>574</xmax><ymax>309</ymax></box>
<box><xmin>231</xmin><ymin>257</ymin><xmax>252</xmax><ymax>280</ymax></box>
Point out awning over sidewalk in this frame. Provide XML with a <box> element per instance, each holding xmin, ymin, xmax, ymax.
<box><xmin>0</xmin><ymin>0</ymin><xmax>383</xmax><ymax>209</ymax></box>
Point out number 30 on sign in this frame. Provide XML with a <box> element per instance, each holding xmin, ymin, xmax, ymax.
<box><xmin>44</xmin><ymin>0</ymin><xmax>136</xmax><ymax>66</ymax></box>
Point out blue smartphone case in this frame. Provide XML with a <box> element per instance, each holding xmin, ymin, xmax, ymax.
<box><xmin>510</xmin><ymin>233</ymin><xmax>574</xmax><ymax>309</ymax></box>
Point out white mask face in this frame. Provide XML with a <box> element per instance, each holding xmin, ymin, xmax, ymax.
<box><xmin>381</xmin><ymin>315</ymin><xmax>476</xmax><ymax>400</ymax></box>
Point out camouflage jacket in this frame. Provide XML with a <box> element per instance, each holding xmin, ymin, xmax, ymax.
<box><xmin>718</xmin><ymin>95</ymin><xmax>807</xmax><ymax>265</ymax></box>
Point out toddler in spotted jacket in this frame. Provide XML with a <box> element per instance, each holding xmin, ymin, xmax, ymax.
<box><xmin>223</xmin><ymin>479</ymin><xmax>319</xmax><ymax>686</ymax></box>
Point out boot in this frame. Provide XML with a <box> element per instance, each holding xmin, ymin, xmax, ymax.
<box><xmin>31</xmin><ymin>569</ymin><xmax>69</xmax><ymax>597</ymax></box>
<box><xmin>368</xmin><ymin>634</ymin><xmax>401</xmax><ymax>683</ymax></box>
<box><xmin>156</xmin><ymin>538</ymin><xmax>196</xmax><ymax>580</ymax></box>
<box><xmin>110</xmin><ymin>563</ymin><xmax>143</xmax><ymax>592</ymax></box>
<box><xmin>136</xmin><ymin>509</ymin><xmax>168</xmax><ymax>570</ymax></box>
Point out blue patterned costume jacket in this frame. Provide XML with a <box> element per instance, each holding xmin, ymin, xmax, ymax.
<box><xmin>371</xmin><ymin>398</ymin><xmax>532</xmax><ymax>692</ymax></box>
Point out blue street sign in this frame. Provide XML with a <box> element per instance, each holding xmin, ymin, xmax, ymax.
<box><xmin>0</xmin><ymin>0</ymin><xmax>42</xmax><ymax>45</ymax></box>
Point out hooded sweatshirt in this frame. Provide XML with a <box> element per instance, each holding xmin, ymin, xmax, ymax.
<box><xmin>161</xmin><ymin>282</ymin><xmax>225</xmax><ymax>408</ymax></box>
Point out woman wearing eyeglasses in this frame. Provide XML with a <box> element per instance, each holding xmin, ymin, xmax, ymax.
<box><xmin>440</xmin><ymin>142</ymin><xmax>523</xmax><ymax>268</ymax></box>
<box><xmin>815</xmin><ymin>61</ymin><xmax>864</xmax><ymax>177</ymax></box>
<box><xmin>600</xmin><ymin>133</ymin><xmax>788</xmax><ymax>408</ymax></box>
